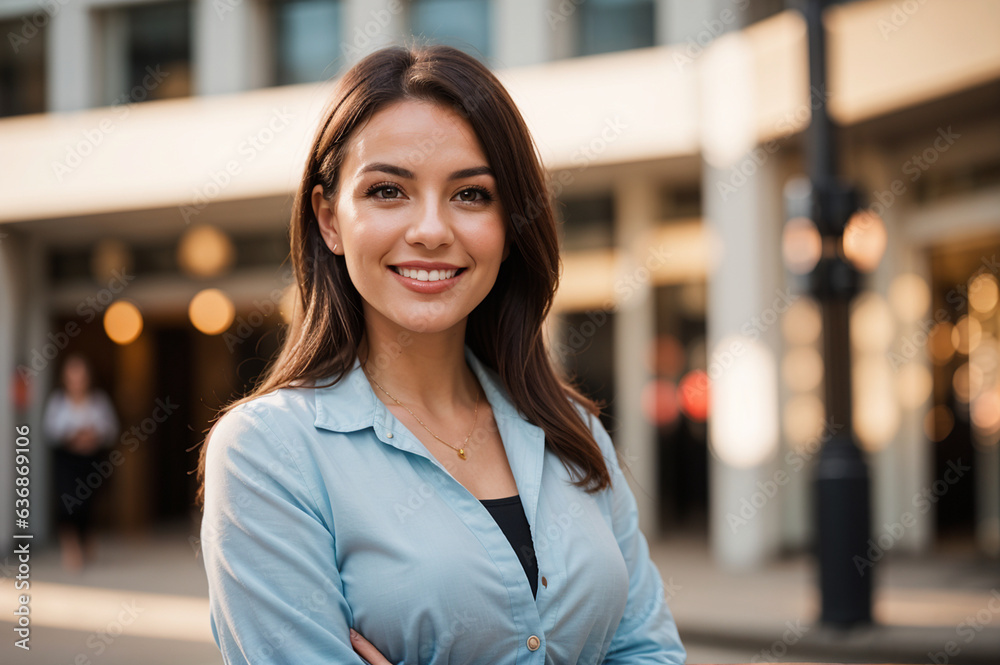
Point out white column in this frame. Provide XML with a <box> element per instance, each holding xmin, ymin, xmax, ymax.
<box><xmin>0</xmin><ymin>231</ymin><xmax>20</xmax><ymax>554</ymax></box>
<box><xmin>194</xmin><ymin>0</ymin><xmax>269</xmax><ymax>95</ymax></box>
<box><xmin>341</xmin><ymin>0</ymin><xmax>409</xmax><ymax>66</ymax></box>
<box><xmin>0</xmin><ymin>232</ymin><xmax>53</xmax><ymax>549</ymax></box>
<box><xmin>662</xmin><ymin>0</ymin><xmax>738</xmax><ymax>47</ymax></box>
<box><xmin>703</xmin><ymin>152</ymin><xmax>785</xmax><ymax>570</ymax></box>
<box><xmin>47</xmin><ymin>1</ymin><xmax>98</xmax><ymax>111</ymax></box>
<box><xmin>493</xmin><ymin>0</ymin><xmax>551</xmax><ymax>68</ymax></box>
<box><xmin>613</xmin><ymin>177</ymin><xmax>659</xmax><ymax>538</ymax></box>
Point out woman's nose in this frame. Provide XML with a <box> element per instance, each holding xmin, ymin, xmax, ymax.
<box><xmin>404</xmin><ymin>199</ymin><xmax>454</xmax><ymax>249</ymax></box>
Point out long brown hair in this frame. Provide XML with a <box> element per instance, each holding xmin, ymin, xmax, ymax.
<box><xmin>194</xmin><ymin>44</ymin><xmax>611</xmax><ymax>508</ymax></box>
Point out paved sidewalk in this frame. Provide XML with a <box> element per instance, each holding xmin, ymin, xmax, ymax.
<box><xmin>2</xmin><ymin>521</ymin><xmax>998</xmax><ymax>664</ymax></box>
<box><xmin>654</xmin><ymin>535</ymin><xmax>1000</xmax><ymax>664</ymax></box>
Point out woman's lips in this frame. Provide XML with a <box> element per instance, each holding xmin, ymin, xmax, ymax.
<box><xmin>388</xmin><ymin>266</ymin><xmax>467</xmax><ymax>294</ymax></box>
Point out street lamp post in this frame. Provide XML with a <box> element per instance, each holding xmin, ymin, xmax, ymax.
<box><xmin>796</xmin><ymin>0</ymin><xmax>873</xmax><ymax>626</ymax></box>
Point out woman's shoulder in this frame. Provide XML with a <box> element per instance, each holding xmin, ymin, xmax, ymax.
<box><xmin>217</xmin><ymin>383</ymin><xmax>320</xmax><ymax>436</ymax></box>
<box><xmin>205</xmin><ymin>385</ymin><xmax>324</xmax><ymax>480</ymax></box>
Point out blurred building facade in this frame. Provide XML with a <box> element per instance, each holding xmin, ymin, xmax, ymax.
<box><xmin>1</xmin><ymin>0</ymin><xmax>998</xmax><ymax>570</ymax></box>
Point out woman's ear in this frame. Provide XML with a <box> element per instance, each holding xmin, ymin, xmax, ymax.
<box><xmin>311</xmin><ymin>184</ymin><xmax>341</xmax><ymax>254</ymax></box>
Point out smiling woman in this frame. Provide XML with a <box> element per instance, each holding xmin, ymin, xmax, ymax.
<box><xmin>195</xmin><ymin>44</ymin><xmax>685</xmax><ymax>665</ymax></box>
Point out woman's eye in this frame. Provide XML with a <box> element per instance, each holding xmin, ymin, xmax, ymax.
<box><xmin>374</xmin><ymin>185</ymin><xmax>400</xmax><ymax>199</ymax></box>
<box><xmin>457</xmin><ymin>188</ymin><xmax>486</xmax><ymax>202</ymax></box>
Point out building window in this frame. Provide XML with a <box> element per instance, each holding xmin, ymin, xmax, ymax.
<box><xmin>558</xmin><ymin>194</ymin><xmax>615</xmax><ymax>251</ymax></box>
<box><xmin>577</xmin><ymin>0</ymin><xmax>655</xmax><ymax>57</ymax></box>
<box><xmin>273</xmin><ymin>0</ymin><xmax>344</xmax><ymax>85</ymax></box>
<box><xmin>410</xmin><ymin>0</ymin><xmax>491</xmax><ymax>59</ymax></box>
<box><xmin>100</xmin><ymin>1</ymin><xmax>192</xmax><ymax>105</ymax></box>
<box><xmin>0</xmin><ymin>16</ymin><xmax>46</xmax><ymax>116</ymax></box>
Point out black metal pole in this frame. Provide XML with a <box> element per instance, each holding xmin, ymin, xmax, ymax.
<box><xmin>801</xmin><ymin>0</ymin><xmax>873</xmax><ymax>627</ymax></box>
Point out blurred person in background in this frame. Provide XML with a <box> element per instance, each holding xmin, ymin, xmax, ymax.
<box><xmin>43</xmin><ymin>353</ymin><xmax>119</xmax><ymax>571</ymax></box>
<box><xmin>198</xmin><ymin>44</ymin><xmax>685</xmax><ymax>665</ymax></box>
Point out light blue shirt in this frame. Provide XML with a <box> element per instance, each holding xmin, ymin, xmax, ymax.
<box><xmin>201</xmin><ymin>343</ymin><xmax>686</xmax><ymax>664</ymax></box>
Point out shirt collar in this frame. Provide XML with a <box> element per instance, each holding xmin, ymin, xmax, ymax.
<box><xmin>313</xmin><ymin>343</ymin><xmax>523</xmax><ymax>434</ymax></box>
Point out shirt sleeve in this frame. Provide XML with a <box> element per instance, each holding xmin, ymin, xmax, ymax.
<box><xmin>200</xmin><ymin>404</ymin><xmax>367</xmax><ymax>665</ymax></box>
<box><xmin>93</xmin><ymin>391</ymin><xmax>119</xmax><ymax>448</ymax></box>
<box><xmin>42</xmin><ymin>392</ymin><xmax>68</xmax><ymax>446</ymax></box>
<box><xmin>587</xmin><ymin>411</ymin><xmax>687</xmax><ymax>665</ymax></box>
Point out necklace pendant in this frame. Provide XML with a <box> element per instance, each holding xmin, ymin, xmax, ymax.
<box><xmin>458</xmin><ymin>448</ymin><xmax>467</xmax><ymax>460</ymax></box>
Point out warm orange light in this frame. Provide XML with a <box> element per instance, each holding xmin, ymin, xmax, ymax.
<box><xmin>178</xmin><ymin>225</ymin><xmax>235</xmax><ymax>278</ymax></box>
<box><xmin>103</xmin><ymin>301</ymin><xmax>143</xmax><ymax>345</ymax></box>
<box><xmin>782</xmin><ymin>347</ymin><xmax>824</xmax><ymax>392</ymax></box>
<box><xmin>679</xmin><ymin>370</ymin><xmax>710</xmax><ymax>422</ymax></box>
<box><xmin>924</xmin><ymin>405</ymin><xmax>954</xmax><ymax>443</ymax></box>
<box><xmin>843</xmin><ymin>210</ymin><xmax>887</xmax><ymax>273</ymax></box>
<box><xmin>189</xmin><ymin>288</ymin><xmax>235</xmax><ymax>335</ymax></box>
<box><xmin>782</xmin><ymin>217</ymin><xmax>823</xmax><ymax>275</ymax></box>
<box><xmin>969</xmin><ymin>274</ymin><xmax>1000</xmax><ymax>314</ymax></box>
<box><xmin>952</xmin><ymin>316</ymin><xmax>982</xmax><ymax>355</ymax></box>
<box><xmin>929</xmin><ymin>322</ymin><xmax>956</xmax><ymax>364</ymax></box>
<box><xmin>782</xmin><ymin>297</ymin><xmax>823</xmax><ymax>345</ymax></box>
<box><xmin>888</xmin><ymin>273</ymin><xmax>930</xmax><ymax>323</ymax></box>
<box><xmin>783</xmin><ymin>394</ymin><xmax>825</xmax><ymax>452</ymax></box>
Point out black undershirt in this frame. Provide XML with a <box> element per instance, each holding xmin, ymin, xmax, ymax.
<box><xmin>479</xmin><ymin>494</ymin><xmax>538</xmax><ymax>598</ymax></box>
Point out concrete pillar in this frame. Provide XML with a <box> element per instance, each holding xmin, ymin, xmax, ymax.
<box><xmin>0</xmin><ymin>230</ymin><xmax>21</xmax><ymax>555</ymax></box>
<box><xmin>613</xmin><ymin>177</ymin><xmax>659</xmax><ymax>538</ymax></box>
<box><xmin>0</xmin><ymin>232</ymin><xmax>53</xmax><ymax>551</ymax></box>
<box><xmin>703</xmin><ymin>152</ymin><xmax>784</xmax><ymax>570</ymax></box>
<box><xmin>662</xmin><ymin>0</ymin><xmax>743</xmax><ymax>47</ymax></box>
<box><xmin>194</xmin><ymin>0</ymin><xmax>270</xmax><ymax>95</ymax></box>
<box><xmin>341</xmin><ymin>0</ymin><xmax>409</xmax><ymax>66</ymax></box>
<box><xmin>47</xmin><ymin>1</ymin><xmax>98</xmax><ymax>111</ymax></box>
<box><xmin>494</xmin><ymin>0</ymin><xmax>552</xmax><ymax>68</ymax></box>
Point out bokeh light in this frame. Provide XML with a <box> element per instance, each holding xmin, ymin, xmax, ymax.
<box><xmin>782</xmin><ymin>346</ymin><xmax>824</xmax><ymax>393</ymax></box>
<box><xmin>91</xmin><ymin>239</ymin><xmax>134</xmax><ymax>283</ymax></box>
<box><xmin>783</xmin><ymin>394</ymin><xmax>825</xmax><ymax>452</ymax></box>
<box><xmin>850</xmin><ymin>292</ymin><xmax>894</xmax><ymax>353</ymax></box>
<box><xmin>952</xmin><ymin>315</ymin><xmax>982</xmax><ymax>355</ymax></box>
<box><xmin>971</xmin><ymin>388</ymin><xmax>1000</xmax><ymax>435</ymax></box>
<box><xmin>709</xmin><ymin>338</ymin><xmax>777</xmax><ymax>467</ymax></box>
<box><xmin>782</xmin><ymin>217</ymin><xmax>823</xmax><ymax>275</ymax></box>
<box><xmin>924</xmin><ymin>405</ymin><xmax>954</xmax><ymax>443</ymax></box>
<box><xmin>929</xmin><ymin>322</ymin><xmax>956</xmax><ymax>364</ymax></box>
<box><xmin>888</xmin><ymin>273</ymin><xmax>930</xmax><ymax>323</ymax></box>
<box><xmin>895</xmin><ymin>363</ymin><xmax>933</xmax><ymax>409</ymax></box>
<box><xmin>189</xmin><ymin>288</ymin><xmax>236</xmax><ymax>335</ymax></box>
<box><xmin>679</xmin><ymin>370</ymin><xmax>710</xmax><ymax>422</ymax></box>
<box><xmin>782</xmin><ymin>297</ymin><xmax>823</xmax><ymax>345</ymax></box>
<box><xmin>843</xmin><ymin>210</ymin><xmax>887</xmax><ymax>273</ymax></box>
<box><xmin>178</xmin><ymin>225</ymin><xmax>235</xmax><ymax>278</ymax></box>
<box><xmin>969</xmin><ymin>273</ymin><xmax>1000</xmax><ymax>314</ymax></box>
<box><xmin>853</xmin><ymin>358</ymin><xmax>900</xmax><ymax>451</ymax></box>
<box><xmin>103</xmin><ymin>301</ymin><xmax>143</xmax><ymax>345</ymax></box>
<box><xmin>650</xmin><ymin>335</ymin><xmax>686</xmax><ymax>379</ymax></box>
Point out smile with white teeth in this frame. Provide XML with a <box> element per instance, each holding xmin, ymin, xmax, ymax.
<box><xmin>392</xmin><ymin>266</ymin><xmax>462</xmax><ymax>282</ymax></box>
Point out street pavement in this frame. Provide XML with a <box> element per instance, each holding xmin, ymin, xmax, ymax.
<box><xmin>2</xmin><ymin>520</ymin><xmax>998</xmax><ymax>664</ymax></box>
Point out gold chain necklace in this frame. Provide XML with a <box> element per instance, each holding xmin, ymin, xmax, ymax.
<box><xmin>364</xmin><ymin>366</ymin><xmax>480</xmax><ymax>461</ymax></box>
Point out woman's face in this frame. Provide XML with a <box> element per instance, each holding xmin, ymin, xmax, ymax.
<box><xmin>63</xmin><ymin>358</ymin><xmax>90</xmax><ymax>397</ymax></box>
<box><xmin>311</xmin><ymin>99</ymin><xmax>508</xmax><ymax>338</ymax></box>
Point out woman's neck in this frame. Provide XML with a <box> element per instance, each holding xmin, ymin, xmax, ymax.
<box><xmin>359</xmin><ymin>327</ymin><xmax>479</xmax><ymax>417</ymax></box>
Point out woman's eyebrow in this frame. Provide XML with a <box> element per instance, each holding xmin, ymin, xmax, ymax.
<box><xmin>358</xmin><ymin>162</ymin><xmax>493</xmax><ymax>180</ymax></box>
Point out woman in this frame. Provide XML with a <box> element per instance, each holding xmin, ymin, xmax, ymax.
<box><xmin>44</xmin><ymin>354</ymin><xmax>119</xmax><ymax>571</ymax></box>
<box><xmin>197</xmin><ymin>44</ymin><xmax>685</xmax><ymax>665</ymax></box>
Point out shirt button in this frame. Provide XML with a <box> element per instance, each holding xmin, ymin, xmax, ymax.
<box><xmin>526</xmin><ymin>635</ymin><xmax>540</xmax><ymax>651</ymax></box>
<box><xmin>541</xmin><ymin>576</ymin><xmax>547</xmax><ymax>588</ymax></box>
<box><xmin>386</xmin><ymin>432</ymin><xmax>393</xmax><ymax>438</ymax></box>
